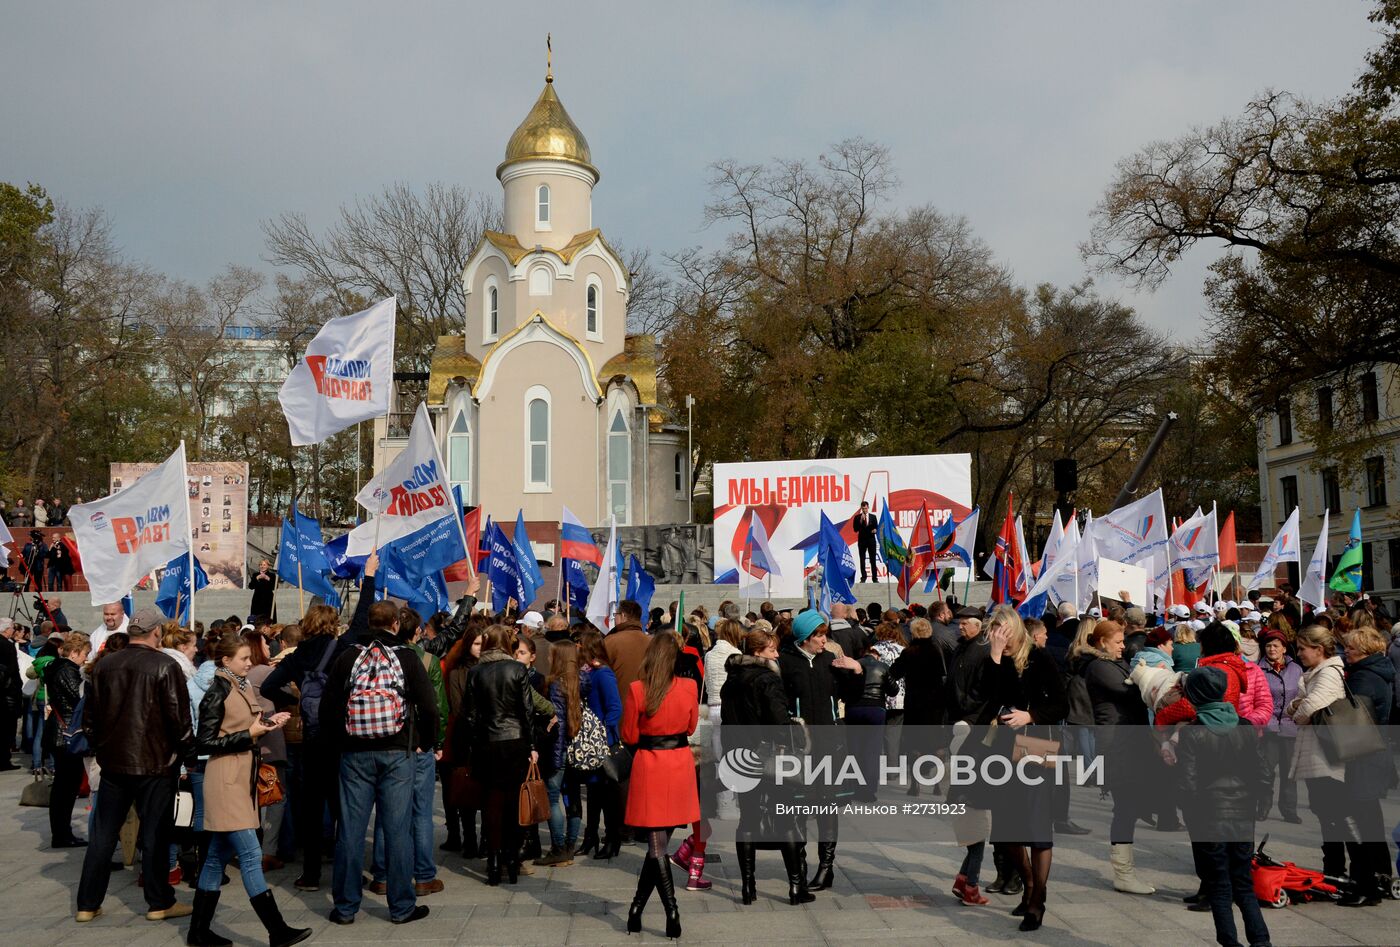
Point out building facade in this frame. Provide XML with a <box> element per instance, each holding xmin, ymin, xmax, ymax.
<box><xmin>1257</xmin><ymin>364</ymin><xmax>1400</xmax><ymax>595</ymax></box>
<box><xmin>372</xmin><ymin>62</ymin><xmax>689</xmax><ymax>531</ymax></box>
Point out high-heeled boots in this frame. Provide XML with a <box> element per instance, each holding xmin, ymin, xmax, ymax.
<box><xmin>781</xmin><ymin>843</ymin><xmax>816</xmax><ymax>905</ymax></box>
<box><xmin>627</xmin><ymin>856</ymin><xmax>658</xmax><ymax>934</ymax></box>
<box><xmin>655</xmin><ymin>854</ymin><xmax>682</xmax><ymax>938</ymax></box>
<box><xmin>807</xmin><ymin>841</ymin><xmax>836</xmax><ymax>892</ymax></box>
<box><xmin>735</xmin><ymin>842</ymin><xmax>757</xmax><ymax>905</ymax></box>
<box><xmin>250</xmin><ymin>890</ymin><xmax>312</xmax><ymax>947</ymax></box>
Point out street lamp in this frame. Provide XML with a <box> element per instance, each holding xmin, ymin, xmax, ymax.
<box><xmin>685</xmin><ymin>394</ymin><xmax>695</xmax><ymax>525</ymax></box>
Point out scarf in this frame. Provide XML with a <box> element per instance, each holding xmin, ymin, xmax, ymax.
<box><xmin>1194</xmin><ymin>700</ymin><xmax>1238</xmax><ymax>733</ymax></box>
<box><xmin>218</xmin><ymin>667</ymin><xmax>249</xmax><ymax>692</ymax></box>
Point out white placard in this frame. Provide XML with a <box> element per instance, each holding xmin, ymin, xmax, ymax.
<box><xmin>1096</xmin><ymin>558</ymin><xmax>1148</xmax><ymax>607</ymax></box>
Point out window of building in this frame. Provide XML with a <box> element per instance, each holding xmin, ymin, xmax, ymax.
<box><xmin>608</xmin><ymin>408</ymin><xmax>630</xmax><ymax>524</ymax></box>
<box><xmin>1277</xmin><ymin>398</ymin><xmax>1292</xmax><ymax>445</ymax></box>
<box><xmin>586</xmin><ymin>281</ymin><xmax>600</xmax><ymax>339</ymax></box>
<box><xmin>1280</xmin><ymin>475</ymin><xmax>1298</xmax><ymax>516</ymax></box>
<box><xmin>1317</xmin><ymin>387</ymin><xmax>1333</xmax><ymax>432</ymax></box>
<box><xmin>1389</xmin><ymin>537</ymin><xmax>1400</xmax><ymax>591</ymax></box>
<box><xmin>1362</xmin><ymin>370</ymin><xmax>1380</xmax><ymax>422</ymax></box>
<box><xmin>674</xmin><ymin>452</ymin><xmax>684</xmax><ymax>495</ymax></box>
<box><xmin>448</xmin><ymin>408</ymin><xmax>471</xmax><ymax>503</ymax></box>
<box><xmin>529</xmin><ymin>265</ymin><xmax>552</xmax><ymax>297</ymax></box>
<box><xmin>1321</xmin><ymin>467</ymin><xmax>1341</xmax><ymax>514</ymax></box>
<box><xmin>485</xmin><ymin>282</ymin><xmax>499</xmax><ymax>341</ymax></box>
<box><xmin>1366</xmin><ymin>455</ymin><xmax>1387</xmax><ymax>507</ymax></box>
<box><xmin>525</xmin><ymin>387</ymin><xmax>551</xmax><ymax>490</ymax></box>
<box><xmin>536</xmin><ymin>184</ymin><xmax>551</xmax><ymax>227</ymax></box>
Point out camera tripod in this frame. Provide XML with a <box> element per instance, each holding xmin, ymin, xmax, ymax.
<box><xmin>7</xmin><ymin>589</ymin><xmax>33</xmax><ymax>623</ymax></box>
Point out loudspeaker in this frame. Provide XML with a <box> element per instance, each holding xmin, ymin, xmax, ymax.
<box><xmin>1053</xmin><ymin>458</ymin><xmax>1078</xmax><ymax>494</ymax></box>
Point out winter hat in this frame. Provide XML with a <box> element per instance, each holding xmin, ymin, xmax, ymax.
<box><xmin>1146</xmin><ymin>627</ymin><xmax>1174</xmax><ymax>649</ymax></box>
<box><xmin>1222</xmin><ymin>620</ymin><xmax>1241</xmax><ymax>643</ymax></box>
<box><xmin>1258</xmin><ymin>629</ymin><xmax>1287</xmax><ymax>648</ymax></box>
<box><xmin>1183</xmin><ymin>666</ymin><xmax>1229</xmax><ymax>706</ymax></box>
<box><xmin>792</xmin><ymin>610</ymin><xmax>826</xmax><ymax>643</ymax></box>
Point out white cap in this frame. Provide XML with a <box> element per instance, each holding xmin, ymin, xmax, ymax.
<box><xmin>1245</xmin><ymin>611</ymin><xmax>1263</xmax><ymax>623</ymax></box>
<box><xmin>1087</xmin><ymin>607</ymin><xmax>1103</xmax><ymax>619</ymax></box>
<box><xmin>1193</xmin><ymin>601</ymin><xmax>1213</xmax><ymax>615</ymax></box>
<box><xmin>1167</xmin><ymin>604</ymin><xmax>1191</xmax><ymax>619</ymax></box>
<box><xmin>516</xmin><ymin>610</ymin><xmax>544</xmax><ymax>630</ymax></box>
<box><xmin>1188</xmin><ymin>619</ymin><xmax>1206</xmax><ymax>632</ymax></box>
<box><xmin>1213</xmin><ymin>600</ymin><xmax>1229</xmax><ymax>613</ymax></box>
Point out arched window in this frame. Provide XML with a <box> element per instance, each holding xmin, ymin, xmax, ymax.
<box><xmin>448</xmin><ymin>406</ymin><xmax>471</xmax><ymax>503</ymax></box>
<box><xmin>536</xmin><ymin>184</ymin><xmax>551</xmax><ymax>227</ymax></box>
<box><xmin>485</xmin><ymin>281</ymin><xmax>499</xmax><ymax>341</ymax></box>
<box><xmin>526</xmin><ymin>386</ymin><xmax>551</xmax><ymax>490</ymax></box>
<box><xmin>585</xmin><ymin>278</ymin><xmax>601</xmax><ymax>340</ymax></box>
<box><xmin>529</xmin><ymin>264</ymin><xmax>553</xmax><ymax>297</ymax></box>
<box><xmin>608</xmin><ymin>407</ymin><xmax>630</xmax><ymax>524</ymax></box>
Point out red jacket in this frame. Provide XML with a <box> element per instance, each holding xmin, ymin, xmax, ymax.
<box><xmin>1155</xmin><ymin>653</ymin><xmax>1247</xmax><ymax>728</ymax></box>
<box><xmin>621</xmin><ymin>678</ymin><xmax>700</xmax><ymax>829</ymax></box>
<box><xmin>1238</xmin><ymin>660</ymin><xmax>1273</xmax><ymax>728</ymax></box>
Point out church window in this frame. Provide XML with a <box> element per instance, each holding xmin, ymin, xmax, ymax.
<box><xmin>526</xmin><ymin>386</ymin><xmax>551</xmax><ymax>490</ymax></box>
<box><xmin>586</xmin><ymin>279</ymin><xmax>601</xmax><ymax>339</ymax></box>
<box><xmin>675</xmin><ymin>452</ymin><xmax>684</xmax><ymax>495</ymax></box>
<box><xmin>529</xmin><ymin>265</ymin><xmax>553</xmax><ymax>296</ymax></box>
<box><xmin>485</xmin><ymin>281</ymin><xmax>499</xmax><ymax>341</ymax></box>
<box><xmin>537</xmin><ymin>184</ymin><xmax>551</xmax><ymax>227</ymax></box>
<box><xmin>608</xmin><ymin>407</ymin><xmax>630</xmax><ymax>524</ymax></box>
<box><xmin>448</xmin><ymin>407</ymin><xmax>471</xmax><ymax>504</ymax></box>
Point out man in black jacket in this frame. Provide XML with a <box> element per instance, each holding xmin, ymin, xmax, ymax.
<box><xmin>75</xmin><ymin>618</ymin><xmax>194</xmax><ymax>923</ymax></box>
<box><xmin>0</xmin><ymin>617</ymin><xmax>22</xmax><ymax>771</ymax></box>
<box><xmin>850</xmin><ymin>502</ymin><xmax>878</xmax><ymax>582</ymax></box>
<box><xmin>321</xmin><ymin>598</ymin><xmax>440</xmax><ymax>927</ymax></box>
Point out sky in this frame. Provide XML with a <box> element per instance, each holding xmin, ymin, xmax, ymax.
<box><xmin>0</xmin><ymin>1</ymin><xmax>1382</xmax><ymax>341</ymax></box>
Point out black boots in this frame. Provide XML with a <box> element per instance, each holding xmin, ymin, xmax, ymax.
<box><xmin>627</xmin><ymin>856</ymin><xmax>657</xmax><ymax>934</ymax></box>
<box><xmin>578</xmin><ymin>828</ymin><xmax>600</xmax><ymax>858</ymax></box>
<box><xmin>655</xmin><ymin>856</ymin><xmax>682</xmax><ymax>939</ymax></box>
<box><xmin>485</xmin><ymin>851</ymin><xmax>501</xmax><ymax>886</ymax></box>
<box><xmin>985</xmin><ymin>846</ymin><xmax>1009</xmax><ymax>893</ymax></box>
<box><xmin>185</xmin><ymin>889</ymin><xmax>232</xmax><ymax>947</ymax></box>
<box><xmin>782</xmin><ymin>843</ymin><xmax>816</xmax><ymax>905</ymax></box>
<box><xmin>736</xmin><ymin>842</ymin><xmax>757</xmax><ymax>905</ymax></box>
<box><xmin>807</xmin><ymin>841</ymin><xmax>836</xmax><ymax>892</ymax></box>
<box><xmin>249</xmin><ymin>890</ymin><xmax>311</xmax><ymax>947</ymax></box>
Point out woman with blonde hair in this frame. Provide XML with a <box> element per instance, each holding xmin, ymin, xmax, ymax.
<box><xmin>982</xmin><ymin>606</ymin><xmax>1067</xmax><ymax>930</ymax></box>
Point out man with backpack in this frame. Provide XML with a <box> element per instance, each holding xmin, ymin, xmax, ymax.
<box><xmin>320</xmin><ymin>594</ymin><xmax>440</xmax><ymax>926</ymax></box>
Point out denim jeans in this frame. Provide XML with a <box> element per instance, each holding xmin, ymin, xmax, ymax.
<box><xmin>546</xmin><ymin>766</ymin><xmax>581</xmax><ymax>849</ymax></box>
<box><xmin>28</xmin><ymin>702</ymin><xmax>50</xmax><ymax>770</ymax></box>
<box><xmin>371</xmin><ymin>750</ymin><xmax>437</xmax><ymax>883</ymax></box>
<box><xmin>333</xmin><ymin>750</ymin><xmax>416</xmax><ymax>921</ymax></box>
<box><xmin>199</xmin><ymin>828</ymin><xmax>269</xmax><ymax>897</ymax></box>
<box><xmin>1193</xmin><ymin>840</ymin><xmax>1270</xmax><ymax>947</ymax></box>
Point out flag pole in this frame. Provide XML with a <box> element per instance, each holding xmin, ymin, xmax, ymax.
<box><xmin>182</xmin><ymin>442</ymin><xmax>197</xmax><ymax>632</ymax></box>
<box><xmin>291</xmin><ymin>503</ymin><xmax>306</xmax><ymax>619</ymax></box>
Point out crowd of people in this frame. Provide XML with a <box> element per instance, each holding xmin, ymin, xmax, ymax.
<box><xmin>1</xmin><ymin>566</ymin><xmax>1397</xmax><ymax>945</ymax></box>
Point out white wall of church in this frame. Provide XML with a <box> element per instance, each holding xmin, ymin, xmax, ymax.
<box><xmin>500</xmin><ymin>161</ymin><xmax>594</xmax><ymax>250</ymax></box>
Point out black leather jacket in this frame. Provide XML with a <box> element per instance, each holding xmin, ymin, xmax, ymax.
<box><xmin>1177</xmin><ymin>720</ymin><xmax>1269</xmax><ymax>843</ymax></box>
<box><xmin>84</xmin><ymin>644</ymin><xmax>194</xmax><ymax>775</ymax></box>
<box><xmin>853</xmin><ymin>655</ymin><xmax>898</xmax><ymax>707</ymax></box>
<box><xmin>44</xmin><ymin>656</ymin><xmax>83</xmax><ymax>722</ymax></box>
<box><xmin>195</xmin><ymin>675</ymin><xmax>256</xmax><ymax>758</ymax></box>
<box><xmin>462</xmin><ymin>651</ymin><xmax>537</xmax><ymax>746</ymax></box>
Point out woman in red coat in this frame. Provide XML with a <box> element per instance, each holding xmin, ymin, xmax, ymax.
<box><xmin>621</xmin><ymin>633</ymin><xmax>698</xmax><ymax>939</ymax></box>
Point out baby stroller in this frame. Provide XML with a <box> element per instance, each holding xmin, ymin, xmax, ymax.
<box><xmin>1251</xmin><ymin>834</ymin><xmax>1400</xmax><ymax>907</ymax></box>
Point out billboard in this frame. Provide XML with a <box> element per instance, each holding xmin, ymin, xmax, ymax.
<box><xmin>111</xmin><ymin>461</ymin><xmax>249</xmax><ymax>590</ymax></box>
<box><xmin>713</xmin><ymin>454</ymin><xmax>973</xmax><ymax>598</ymax></box>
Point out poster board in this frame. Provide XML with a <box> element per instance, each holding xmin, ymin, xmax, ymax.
<box><xmin>712</xmin><ymin>454</ymin><xmax>972</xmax><ymax>598</ymax></box>
<box><xmin>111</xmin><ymin>461</ymin><xmax>249</xmax><ymax>590</ymax></box>
<box><xmin>1097</xmin><ymin>558</ymin><xmax>1148</xmax><ymax>607</ymax></box>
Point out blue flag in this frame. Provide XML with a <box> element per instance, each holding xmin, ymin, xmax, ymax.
<box><xmin>378</xmin><ymin>541</ymin><xmax>451</xmax><ymax>621</ymax></box>
<box><xmin>278</xmin><ymin>502</ymin><xmax>341</xmax><ymax>608</ymax></box>
<box><xmin>563</xmin><ymin>557</ymin><xmax>591</xmax><ymax>615</ymax></box>
<box><xmin>513</xmin><ymin>510</ymin><xmax>543</xmax><ymax>606</ymax></box>
<box><xmin>625</xmin><ymin>555</ymin><xmax>656</xmax><ymax>617</ymax></box>
<box><xmin>817</xmin><ymin>512</ymin><xmax>857</xmax><ymax>615</ymax></box>
<box><xmin>155</xmin><ymin>554</ymin><xmax>209</xmax><ymax>625</ymax></box>
<box><xmin>485</xmin><ymin>521</ymin><xmax>530</xmax><ymax>613</ymax></box>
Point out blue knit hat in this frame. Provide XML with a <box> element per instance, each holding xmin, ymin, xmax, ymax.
<box><xmin>793</xmin><ymin>610</ymin><xmax>826</xmax><ymax>643</ymax></box>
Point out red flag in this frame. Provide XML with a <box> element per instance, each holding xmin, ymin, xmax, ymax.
<box><xmin>444</xmin><ymin>507</ymin><xmax>483</xmax><ymax>581</ymax></box>
<box><xmin>990</xmin><ymin>495</ymin><xmax>1022</xmax><ymax>606</ymax></box>
<box><xmin>62</xmin><ymin>534</ymin><xmax>82</xmax><ymax>573</ymax></box>
<box><xmin>1218</xmin><ymin>512</ymin><xmax>1238</xmax><ymax>570</ymax></box>
<box><xmin>897</xmin><ymin>502</ymin><xmax>935</xmax><ymax>604</ymax></box>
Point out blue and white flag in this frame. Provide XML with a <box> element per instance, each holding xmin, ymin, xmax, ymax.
<box><xmin>817</xmin><ymin>511</ymin><xmax>857</xmax><ymax>615</ymax></box>
<box><xmin>513</xmin><ymin>510</ymin><xmax>543</xmax><ymax>606</ymax></box>
<box><xmin>586</xmin><ymin>516</ymin><xmax>621</xmax><ymax>631</ymax></box>
<box><xmin>278</xmin><ymin>297</ymin><xmax>396</xmax><ymax>446</ymax></box>
<box><xmin>625</xmin><ymin>555</ymin><xmax>656</xmax><ymax>617</ymax></box>
<box><xmin>278</xmin><ymin>502</ymin><xmax>341</xmax><ymax>608</ymax></box>
<box><xmin>949</xmin><ymin>506</ymin><xmax>979</xmax><ymax>569</ymax></box>
<box><xmin>485</xmin><ymin>520</ymin><xmax>530</xmax><ymax>613</ymax></box>
<box><xmin>563</xmin><ymin>557</ymin><xmax>591</xmax><ymax>615</ymax></box>
<box><xmin>155</xmin><ymin>553</ymin><xmax>208</xmax><ymax>625</ymax></box>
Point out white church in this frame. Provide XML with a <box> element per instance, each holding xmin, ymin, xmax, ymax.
<box><xmin>372</xmin><ymin>56</ymin><xmax>690</xmax><ymax>532</ymax></box>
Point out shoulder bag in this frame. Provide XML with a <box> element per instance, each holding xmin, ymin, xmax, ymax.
<box><xmin>1312</xmin><ymin>667</ymin><xmax>1386</xmax><ymax>764</ymax></box>
<box><xmin>518</xmin><ymin>758</ymin><xmax>550</xmax><ymax>825</ymax></box>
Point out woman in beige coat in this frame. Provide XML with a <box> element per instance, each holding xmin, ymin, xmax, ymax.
<box><xmin>187</xmin><ymin>636</ymin><xmax>309</xmax><ymax>947</ymax></box>
<box><xmin>1286</xmin><ymin>625</ymin><xmax>1349</xmax><ymax>878</ymax></box>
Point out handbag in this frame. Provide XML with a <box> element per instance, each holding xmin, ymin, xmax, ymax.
<box><xmin>256</xmin><ymin>761</ymin><xmax>284</xmax><ymax>807</ymax></box>
<box><xmin>518</xmin><ymin>759</ymin><xmax>550</xmax><ymax>826</ymax></box>
<box><xmin>1312</xmin><ymin>668</ymin><xmax>1386</xmax><ymax>764</ymax></box>
<box><xmin>173</xmin><ymin>783</ymin><xmax>195</xmax><ymax>828</ymax></box>
<box><xmin>1011</xmin><ymin>734</ymin><xmax>1061</xmax><ymax>763</ymax></box>
<box><xmin>565</xmin><ymin>708</ymin><xmax>608</xmax><ymax>772</ymax></box>
<box><xmin>19</xmin><ymin>774</ymin><xmax>51</xmax><ymax>808</ymax></box>
<box><xmin>599</xmin><ymin>742</ymin><xmax>633</xmax><ymax>784</ymax></box>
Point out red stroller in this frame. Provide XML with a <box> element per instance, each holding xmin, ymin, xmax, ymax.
<box><xmin>1250</xmin><ymin>834</ymin><xmax>1400</xmax><ymax>908</ymax></box>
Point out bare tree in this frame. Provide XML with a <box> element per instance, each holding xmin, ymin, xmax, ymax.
<box><xmin>263</xmin><ymin>183</ymin><xmax>499</xmax><ymax>370</ymax></box>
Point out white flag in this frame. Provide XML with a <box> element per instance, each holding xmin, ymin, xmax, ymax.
<box><xmin>949</xmin><ymin>507</ymin><xmax>979</xmax><ymax>568</ymax></box>
<box><xmin>355</xmin><ymin>402</ymin><xmax>454</xmax><ymax>545</ymax></box>
<box><xmin>0</xmin><ymin>514</ymin><xmax>12</xmax><ymax>549</ymax></box>
<box><xmin>1023</xmin><ymin>528</ymin><xmax>1080</xmax><ymax>605</ymax></box>
<box><xmin>1298</xmin><ymin>510</ymin><xmax>1329</xmax><ymax>610</ymax></box>
<box><xmin>1076</xmin><ymin>512</ymin><xmax>1098</xmax><ymax>611</ymax></box>
<box><xmin>1038</xmin><ymin>509</ymin><xmax>1065</xmax><ymax>578</ymax></box>
<box><xmin>1050</xmin><ymin>517</ymin><xmax>1081</xmax><ymax>607</ymax></box>
<box><xmin>278</xmin><ymin>297</ymin><xmax>396</xmax><ymax>447</ymax></box>
<box><xmin>587</xmin><ymin>516</ymin><xmax>620</xmax><ymax>631</ymax></box>
<box><xmin>1248</xmin><ymin>507</ymin><xmax>1301</xmax><ymax>592</ymax></box>
<box><xmin>1169</xmin><ymin>505</ymin><xmax>1219</xmax><ymax>585</ymax></box>
<box><xmin>70</xmin><ymin>443</ymin><xmax>192</xmax><ymax>605</ymax></box>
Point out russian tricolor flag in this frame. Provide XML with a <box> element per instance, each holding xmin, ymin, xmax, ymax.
<box><xmin>560</xmin><ymin>506</ymin><xmax>603</xmax><ymax>565</ymax></box>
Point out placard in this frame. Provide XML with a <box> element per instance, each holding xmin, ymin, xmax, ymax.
<box><xmin>1096</xmin><ymin>558</ymin><xmax>1148</xmax><ymax>607</ymax></box>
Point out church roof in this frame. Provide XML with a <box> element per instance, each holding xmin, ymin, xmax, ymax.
<box><xmin>425</xmin><ymin>335</ymin><xmax>482</xmax><ymax>406</ymax></box>
<box><xmin>498</xmin><ymin>77</ymin><xmax>597</xmax><ymax>181</ymax></box>
<box><xmin>599</xmin><ymin>334</ymin><xmax>664</xmax><ymax>431</ymax></box>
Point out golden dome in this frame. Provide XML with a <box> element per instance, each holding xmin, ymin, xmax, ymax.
<box><xmin>497</xmin><ymin>78</ymin><xmax>597</xmax><ymax>180</ymax></box>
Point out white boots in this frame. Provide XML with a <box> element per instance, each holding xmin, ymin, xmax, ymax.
<box><xmin>1110</xmin><ymin>844</ymin><xmax>1155</xmax><ymax>895</ymax></box>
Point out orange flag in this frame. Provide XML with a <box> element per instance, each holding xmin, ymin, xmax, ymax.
<box><xmin>1218</xmin><ymin>512</ymin><xmax>1238</xmax><ymax>570</ymax></box>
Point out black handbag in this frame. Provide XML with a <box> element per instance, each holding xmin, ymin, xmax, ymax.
<box><xmin>600</xmin><ymin>742</ymin><xmax>633</xmax><ymax>783</ymax></box>
<box><xmin>1312</xmin><ymin>667</ymin><xmax>1387</xmax><ymax>764</ymax></box>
